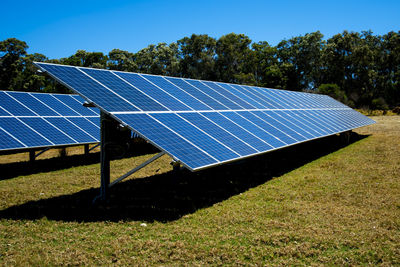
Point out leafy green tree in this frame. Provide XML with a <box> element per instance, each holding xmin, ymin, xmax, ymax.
<box><xmin>318</xmin><ymin>83</ymin><xmax>350</xmax><ymax>106</ymax></box>
<box><xmin>0</xmin><ymin>38</ymin><xmax>28</xmax><ymax>90</ymax></box>
<box><xmin>248</xmin><ymin>41</ymin><xmax>283</xmax><ymax>88</ymax></box>
<box><xmin>177</xmin><ymin>34</ymin><xmax>217</xmax><ymax>80</ymax></box>
<box><xmin>135</xmin><ymin>43</ymin><xmax>179</xmax><ymax>76</ymax></box>
<box><xmin>321</xmin><ymin>31</ymin><xmax>381</xmax><ymax>107</ymax></box>
<box><xmin>215</xmin><ymin>33</ymin><xmax>253</xmax><ymax>84</ymax></box>
<box><xmin>17</xmin><ymin>53</ymin><xmax>49</xmax><ymax>92</ymax></box>
<box><xmin>108</xmin><ymin>49</ymin><xmax>137</xmax><ymax>71</ymax></box>
<box><xmin>60</xmin><ymin>50</ymin><xmax>108</xmax><ymax>68</ymax></box>
<box><xmin>277</xmin><ymin>31</ymin><xmax>325</xmax><ymax>91</ymax></box>
<box><xmin>378</xmin><ymin>31</ymin><xmax>400</xmax><ymax>107</ymax></box>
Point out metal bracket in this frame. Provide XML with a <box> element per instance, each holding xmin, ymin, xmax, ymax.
<box><xmin>109</xmin><ymin>151</ymin><xmax>165</xmax><ymax>188</ymax></box>
<box><xmin>85</xmin><ymin>143</ymin><xmax>100</xmax><ymax>154</ymax></box>
<box><xmin>29</xmin><ymin>147</ymin><xmax>51</xmax><ymax>162</ymax></box>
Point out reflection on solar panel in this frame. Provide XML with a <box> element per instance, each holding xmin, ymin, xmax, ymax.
<box><xmin>0</xmin><ymin>90</ymin><xmax>100</xmax><ymax>151</ymax></box>
<box><xmin>35</xmin><ymin>62</ymin><xmax>375</xmax><ymax>171</ymax></box>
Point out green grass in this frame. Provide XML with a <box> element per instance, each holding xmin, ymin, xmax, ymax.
<box><xmin>0</xmin><ymin>116</ymin><xmax>399</xmax><ymax>265</ymax></box>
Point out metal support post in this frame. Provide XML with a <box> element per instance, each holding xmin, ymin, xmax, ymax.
<box><xmin>98</xmin><ymin>112</ymin><xmax>111</xmax><ymax>203</ymax></box>
<box><xmin>84</xmin><ymin>144</ymin><xmax>89</xmax><ymax>155</ymax></box>
<box><xmin>29</xmin><ymin>150</ymin><xmax>35</xmax><ymax>162</ymax></box>
<box><xmin>340</xmin><ymin>130</ymin><xmax>352</xmax><ymax>145</ymax></box>
<box><xmin>59</xmin><ymin>147</ymin><xmax>67</xmax><ymax>157</ymax></box>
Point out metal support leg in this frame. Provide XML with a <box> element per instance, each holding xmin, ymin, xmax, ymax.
<box><xmin>59</xmin><ymin>147</ymin><xmax>67</xmax><ymax>157</ymax></box>
<box><xmin>89</xmin><ymin>143</ymin><xmax>100</xmax><ymax>152</ymax></box>
<box><xmin>172</xmin><ymin>161</ymin><xmax>181</xmax><ymax>172</ymax></box>
<box><xmin>84</xmin><ymin>144</ymin><xmax>89</xmax><ymax>155</ymax></box>
<box><xmin>36</xmin><ymin>147</ymin><xmax>50</xmax><ymax>158</ymax></box>
<box><xmin>29</xmin><ymin>150</ymin><xmax>35</xmax><ymax>163</ymax></box>
<box><xmin>340</xmin><ymin>130</ymin><xmax>352</xmax><ymax>145</ymax></box>
<box><xmin>98</xmin><ymin>112</ymin><xmax>111</xmax><ymax>203</ymax></box>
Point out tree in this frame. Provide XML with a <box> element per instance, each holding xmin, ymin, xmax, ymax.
<box><xmin>0</xmin><ymin>38</ymin><xmax>28</xmax><ymax>90</ymax></box>
<box><xmin>60</xmin><ymin>50</ymin><xmax>108</xmax><ymax>68</ymax></box>
<box><xmin>322</xmin><ymin>31</ymin><xmax>381</xmax><ymax>107</ymax></box>
<box><xmin>378</xmin><ymin>31</ymin><xmax>400</xmax><ymax>107</ymax></box>
<box><xmin>108</xmin><ymin>49</ymin><xmax>137</xmax><ymax>71</ymax></box>
<box><xmin>317</xmin><ymin>83</ymin><xmax>349</xmax><ymax>106</ymax></box>
<box><xmin>248</xmin><ymin>41</ymin><xmax>283</xmax><ymax>88</ymax></box>
<box><xmin>134</xmin><ymin>43</ymin><xmax>179</xmax><ymax>76</ymax></box>
<box><xmin>17</xmin><ymin>53</ymin><xmax>48</xmax><ymax>92</ymax></box>
<box><xmin>277</xmin><ymin>31</ymin><xmax>325</xmax><ymax>91</ymax></box>
<box><xmin>177</xmin><ymin>34</ymin><xmax>217</xmax><ymax>80</ymax></box>
<box><xmin>215</xmin><ymin>33</ymin><xmax>253</xmax><ymax>84</ymax></box>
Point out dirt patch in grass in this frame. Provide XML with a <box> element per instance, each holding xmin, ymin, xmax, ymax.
<box><xmin>0</xmin><ymin>116</ymin><xmax>399</xmax><ymax>265</ymax></box>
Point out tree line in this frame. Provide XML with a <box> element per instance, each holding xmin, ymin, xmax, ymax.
<box><xmin>1</xmin><ymin>30</ymin><xmax>399</xmax><ymax>109</ymax></box>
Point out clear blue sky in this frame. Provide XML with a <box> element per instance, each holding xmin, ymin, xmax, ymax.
<box><xmin>2</xmin><ymin>0</ymin><xmax>399</xmax><ymax>59</ymax></box>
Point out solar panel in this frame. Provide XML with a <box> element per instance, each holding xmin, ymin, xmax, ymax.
<box><xmin>35</xmin><ymin>62</ymin><xmax>375</xmax><ymax>171</ymax></box>
<box><xmin>0</xmin><ymin>90</ymin><xmax>100</xmax><ymax>152</ymax></box>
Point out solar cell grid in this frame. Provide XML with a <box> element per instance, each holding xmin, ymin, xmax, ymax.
<box><xmin>115</xmin><ymin>113</ymin><xmax>217</xmax><ymax>169</ymax></box>
<box><xmin>7</xmin><ymin>92</ymin><xmax>59</xmax><ymax>116</ymax></box>
<box><xmin>143</xmin><ymin>74</ymin><xmax>210</xmax><ymax>111</ymax></box>
<box><xmin>116</xmin><ymin>72</ymin><xmax>191</xmax><ymax>111</ymax></box>
<box><xmin>0</xmin><ymin>92</ymin><xmax>36</xmax><ymax>116</ymax></box>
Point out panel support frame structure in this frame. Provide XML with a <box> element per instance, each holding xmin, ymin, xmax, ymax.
<box><xmin>93</xmin><ymin>111</ymin><xmax>166</xmax><ymax>203</ymax></box>
<box><xmin>29</xmin><ymin>148</ymin><xmax>51</xmax><ymax>162</ymax></box>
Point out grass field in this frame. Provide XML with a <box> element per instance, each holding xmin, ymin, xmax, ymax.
<box><xmin>0</xmin><ymin>116</ymin><xmax>399</xmax><ymax>265</ymax></box>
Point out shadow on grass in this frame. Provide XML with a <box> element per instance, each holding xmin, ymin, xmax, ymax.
<box><xmin>0</xmin><ymin>132</ymin><xmax>368</xmax><ymax>222</ymax></box>
<box><xmin>0</xmin><ymin>143</ymin><xmax>158</xmax><ymax>181</ymax></box>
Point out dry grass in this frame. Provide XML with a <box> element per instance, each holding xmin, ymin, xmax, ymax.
<box><xmin>0</xmin><ymin>116</ymin><xmax>399</xmax><ymax>266</ymax></box>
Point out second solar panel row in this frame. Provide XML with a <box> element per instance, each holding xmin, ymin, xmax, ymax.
<box><xmin>0</xmin><ymin>117</ymin><xmax>99</xmax><ymax>151</ymax></box>
<box><xmin>0</xmin><ymin>91</ymin><xmax>99</xmax><ymax>117</ymax></box>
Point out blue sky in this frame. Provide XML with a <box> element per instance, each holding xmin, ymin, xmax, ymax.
<box><xmin>2</xmin><ymin>0</ymin><xmax>399</xmax><ymax>59</ymax></box>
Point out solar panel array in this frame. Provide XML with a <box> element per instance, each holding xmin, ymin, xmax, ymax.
<box><xmin>0</xmin><ymin>90</ymin><xmax>100</xmax><ymax>151</ymax></box>
<box><xmin>35</xmin><ymin>62</ymin><xmax>375</xmax><ymax>171</ymax></box>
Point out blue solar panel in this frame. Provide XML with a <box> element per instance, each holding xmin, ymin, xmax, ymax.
<box><xmin>37</xmin><ymin>64</ymin><xmax>138</xmax><ymax>112</ymax></box>
<box><xmin>201</xmin><ymin>112</ymin><xmax>272</xmax><ymax>151</ymax></box>
<box><xmin>20</xmin><ymin>117</ymin><xmax>76</xmax><ymax>145</ymax></box>
<box><xmin>115</xmin><ymin>72</ymin><xmax>191</xmax><ymax>111</ymax></box>
<box><xmin>185</xmin><ymin>79</ymin><xmax>241</xmax><ymax>109</ymax></box>
<box><xmin>0</xmin><ymin>92</ymin><xmax>36</xmax><ymax>116</ymax></box>
<box><xmin>0</xmin><ymin>106</ymin><xmax>10</xmax><ymax>116</ymax></box>
<box><xmin>115</xmin><ymin>113</ymin><xmax>217</xmax><ymax>169</ymax></box>
<box><xmin>204</xmin><ymin>81</ymin><xmax>255</xmax><ymax>109</ymax></box>
<box><xmin>0</xmin><ymin>117</ymin><xmax>52</xmax><ymax>147</ymax></box>
<box><xmin>179</xmin><ymin>112</ymin><xmax>257</xmax><ymax>156</ymax></box>
<box><xmin>165</xmin><ymin>77</ymin><xmax>225</xmax><ymax>110</ymax></box>
<box><xmin>217</xmin><ymin>83</ymin><xmax>264</xmax><ymax>109</ymax></box>
<box><xmin>242</xmin><ymin>111</ymin><xmax>297</xmax><ymax>145</ymax></box>
<box><xmin>79</xmin><ymin>68</ymin><xmax>164</xmax><ymax>112</ymax></box>
<box><xmin>67</xmin><ymin>117</ymin><xmax>99</xmax><ymax>139</ymax></box>
<box><xmin>151</xmin><ymin>113</ymin><xmax>239</xmax><ymax>162</ymax></box>
<box><xmin>0</xmin><ymin>127</ymin><xmax>25</xmax><ymax>150</ymax></box>
<box><xmin>31</xmin><ymin>93</ymin><xmax>79</xmax><ymax>116</ymax></box>
<box><xmin>53</xmin><ymin>94</ymin><xmax>98</xmax><ymax>116</ymax></box>
<box><xmin>142</xmin><ymin>74</ymin><xmax>211</xmax><ymax>111</ymax></box>
<box><xmin>236</xmin><ymin>85</ymin><xmax>277</xmax><ymax>109</ymax></box>
<box><xmin>45</xmin><ymin>117</ymin><xmax>97</xmax><ymax>143</ymax></box>
<box><xmin>7</xmin><ymin>92</ymin><xmax>59</xmax><ymax>116</ymax></box>
<box><xmin>0</xmin><ymin>90</ymin><xmax>100</xmax><ymax>152</ymax></box>
<box><xmin>34</xmin><ymin>62</ymin><xmax>375</xmax><ymax>171</ymax></box>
